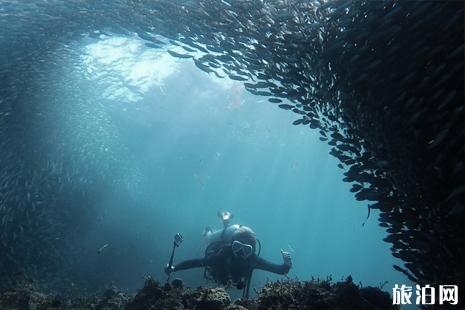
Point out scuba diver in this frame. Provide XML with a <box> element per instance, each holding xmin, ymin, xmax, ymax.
<box><xmin>164</xmin><ymin>211</ymin><xmax>292</xmax><ymax>298</ymax></box>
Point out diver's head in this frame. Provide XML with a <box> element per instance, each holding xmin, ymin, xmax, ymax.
<box><xmin>231</xmin><ymin>225</ymin><xmax>256</xmax><ymax>259</ymax></box>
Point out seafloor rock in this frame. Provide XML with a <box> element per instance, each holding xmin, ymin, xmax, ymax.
<box><xmin>225</xmin><ymin>305</ymin><xmax>249</xmax><ymax>310</ymax></box>
<box><xmin>184</xmin><ymin>287</ymin><xmax>231</xmax><ymax>310</ymax></box>
<box><xmin>172</xmin><ymin>278</ymin><xmax>184</xmax><ymax>289</ymax></box>
<box><xmin>0</xmin><ymin>279</ymin><xmax>62</xmax><ymax>310</ymax></box>
<box><xmin>125</xmin><ymin>278</ymin><xmax>182</xmax><ymax>310</ymax></box>
<box><xmin>256</xmin><ymin>277</ymin><xmax>397</xmax><ymax>310</ymax></box>
<box><xmin>0</xmin><ymin>276</ymin><xmax>398</xmax><ymax>309</ymax></box>
<box><xmin>125</xmin><ymin>277</ymin><xmax>231</xmax><ymax>310</ymax></box>
<box><xmin>96</xmin><ymin>286</ymin><xmax>131</xmax><ymax>309</ymax></box>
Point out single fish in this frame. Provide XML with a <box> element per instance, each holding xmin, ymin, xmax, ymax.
<box><xmin>98</xmin><ymin>244</ymin><xmax>109</xmax><ymax>254</ymax></box>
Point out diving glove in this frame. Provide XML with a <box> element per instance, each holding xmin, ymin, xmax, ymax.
<box><xmin>164</xmin><ymin>264</ymin><xmax>175</xmax><ymax>275</ymax></box>
<box><xmin>281</xmin><ymin>250</ymin><xmax>292</xmax><ymax>268</ymax></box>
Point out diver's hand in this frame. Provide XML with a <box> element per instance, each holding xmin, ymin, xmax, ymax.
<box><xmin>281</xmin><ymin>250</ymin><xmax>292</xmax><ymax>269</ymax></box>
<box><xmin>164</xmin><ymin>264</ymin><xmax>175</xmax><ymax>275</ymax></box>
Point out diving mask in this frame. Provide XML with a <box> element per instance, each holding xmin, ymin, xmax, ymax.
<box><xmin>231</xmin><ymin>240</ymin><xmax>253</xmax><ymax>259</ymax></box>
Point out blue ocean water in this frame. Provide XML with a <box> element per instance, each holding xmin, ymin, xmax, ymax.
<box><xmin>65</xmin><ymin>36</ymin><xmax>413</xmax><ymax>299</ymax></box>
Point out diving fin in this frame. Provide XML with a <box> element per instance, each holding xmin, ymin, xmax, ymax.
<box><xmin>203</xmin><ymin>226</ymin><xmax>213</xmax><ymax>237</ymax></box>
<box><xmin>217</xmin><ymin>211</ymin><xmax>233</xmax><ymax>227</ymax></box>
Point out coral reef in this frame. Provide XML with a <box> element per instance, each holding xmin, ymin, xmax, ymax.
<box><xmin>0</xmin><ymin>276</ymin><xmax>397</xmax><ymax>309</ymax></box>
<box><xmin>254</xmin><ymin>277</ymin><xmax>396</xmax><ymax>310</ymax></box>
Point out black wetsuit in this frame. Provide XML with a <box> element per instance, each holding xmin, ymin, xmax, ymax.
<box><xmin>173</xmin><ymin>246</ymin><xmax>290</xmax><ymax>296</ymax></box>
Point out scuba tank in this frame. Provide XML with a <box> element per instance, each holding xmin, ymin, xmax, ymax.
<box><xmin>204</xmin><ymin>212</ymin><xmax>258</xmax><ymax>250</ymax></box>
<box><xmin>205</xmin><ymin>224</ymin><xmax>245</xmax><ymax>244</ymax></box>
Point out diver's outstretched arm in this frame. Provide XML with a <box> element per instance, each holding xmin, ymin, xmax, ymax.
<box><xmin>253</xmin><ymin>254</ymin><xmax>291</xmax><ymax>275</ymax></box>
<box><xmin>173</xmin><ymin>258</ymin><xmax>206</xmax><ymax>272</ymax></box>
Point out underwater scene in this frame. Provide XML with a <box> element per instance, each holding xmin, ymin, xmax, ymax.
<box><xmin>0</xmin><ymin>1</ymin><xmax>463</xmax><ymax>309</ymax></box>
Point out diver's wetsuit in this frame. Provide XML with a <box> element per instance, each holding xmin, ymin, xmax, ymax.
<box><xmin>173</xmin><ymin>246</ymin><xmax>290</xmax><ymax>291</ymax></box>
